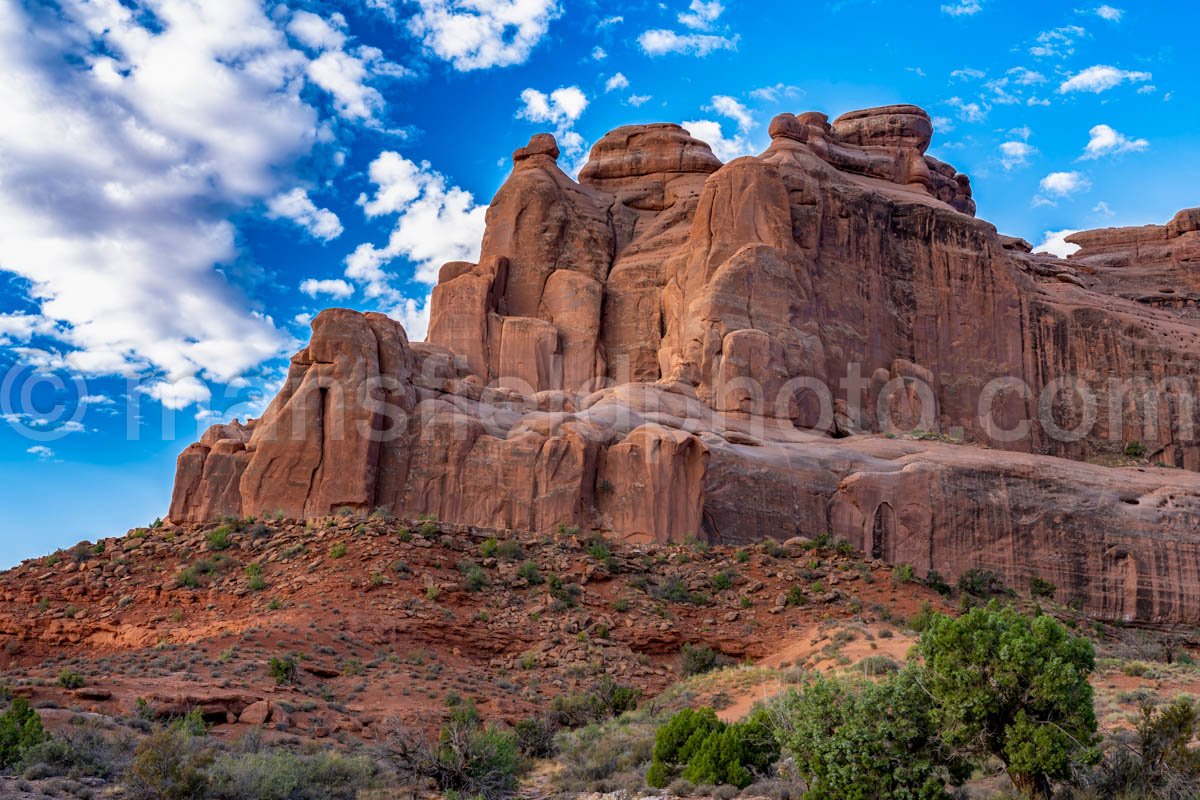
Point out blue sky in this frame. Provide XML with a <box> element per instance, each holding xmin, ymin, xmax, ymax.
<box><xmin>0</xmin><ymin>0</ymin><xmax>1196</xmax><ymax>567</ymax></box>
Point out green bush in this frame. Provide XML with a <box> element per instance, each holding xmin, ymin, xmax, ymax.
<box><xmin>553</xmin><ymin>716</ymin><xmax>657</xmax><ymax>792</ymax></box>
<box><xmin>956</xmin><ymin>568</ymin><xmax>1008</xmax><ymax>597</ymax></box>
<box><xmin>207</xmin><ymin>749</ymin><xmax>378</xmax><ymax>800</ymax></box>
<box><xmin>892</xmin><ymin>563</ymin><xmax>915</xmax><ymax>584</ymax></box>
<box><xmin>1124</xmin><ymin>440</ymin><xmax>1148</xmax><ymax>459</ymax></box>
<box><xmin>646</xmin><ymin>707</ymin><xmax>778</xmax><ymax>789</ymax></box>
<box><xmin>918</xmin><ymin>602</ymin><xmax>1099</xmax><ymax>797</ymax></box>
<box><xmin>1030</xmin><ymin>576</ymin><xmax>1057</xmax><ymax>599</ymax></box>
<box><xmin>772</xmin><ymin>669</ymin><xmax>969</xmax><ymax>800</ymax></box>
<box><xmin>516</xmin><ymin>560</ymin><xmax>543</xmax><ymax>585</ymax></box>
<box><xmin>680</xmin><ymin>643</ymin><xmax>732</xmax><ymax>677</ymax></box>
<box><xmin>548</xmin><ymin>676</ymin><xmax>640</xmax><ymax>729</ymax></box>
<box><xmin>123</xmin><ymin>726</ymin><xmax>212</xmax><ymax>800</ymax></box>
<box><xmin>19</xmin><ymin>724</ymin><xmax>122</xmax><ymax>780</ymax></box>
<box><xmin>269</xmin><ymin>656</ymin><xmax>297</xmax><ymax>686</ymax></box>
<box><xmin>1091</xmin><ymin>698</ymin><xmax>1200</xmax><ymax>798</ymax></box>
<box><xmin>388</xmin><ymin>699</ymin><xmax>522</xmax><ymax>800</ymax></box>
<box><xmin>207</xmin><ymin>527</ymin><xmax>232</xmax><ymax>551</ymax></box>
<box><xmin>711</xmin><ymin>570</ymin><xmax>734</xmax><ymax>591</ymax></box>
<box><xmin>57</xmin><ymin>669</ymin><xmax>85</xmax><ymax>689</ymax></box>
<box><xmin>0</xmin><ymin>697</ymin><xmax>48</xmax><ymax>769</ymax></box>
<box><xmin>462</xmin><ymin>562</ymin><xmax>487</xmax><ymax>592</ymax></box>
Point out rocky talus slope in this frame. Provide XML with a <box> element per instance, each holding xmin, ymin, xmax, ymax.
<box><xmin>169</xmin><ymin>104</ymin><xmax>1200</xmax><ymax>624</ymax></box>
<box><xmin>0</xmin><ymin>517</ymin><xmax>940</xmax><ymax>742</ymax></box>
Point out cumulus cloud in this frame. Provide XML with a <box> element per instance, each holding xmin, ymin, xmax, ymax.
<box><xmin>682</xmin><ymin>119</ymin><xmax>755</xmax><ymax>162</ymax></box>
<box><xmin>1000</xmin><ymin>141</ymin><xmax>1036</xmax><ymax>170</ymax></box>
<box><xmin>1059</xmin><ymin>65</ymin><xmax>1152</xmax><ymax>93</ymax></box>
<box><xmin>627</xmin><ymin>95</ymin><xmax>653</xmax><ymax>107</ymax></box>
<box><xmin>0</xmin><ymin>0</ymin><xmax>328</xmax><ymax>385</ymax></box>
<box><xmin>517</xmin><ymin>85</ymin><xmax>589</xmax><ymax>158</ymax></box>
<box><xmin>1080</xmin><ymin>124</ymin><xmax>1148</xmax><ymax>159</ymax></box>
<box><xmin>638</xmin><ymin>29</ymin><xmax>738</xmax><ymax>57</ymax></box>
<box><xmin>1038</xmin><ymin>171</ymin><xmax>1092</xmax><ymax>202</ymax></box>
<box><xmin>266</xmin><ymin>189</ymin><xmax>344</xmax><ymax>241</ymax></box>
<box><xmin>708</xmin><ymin>95</ymin><xmax>754</xmax><ymax>133</ymax></box>
<box><xmin>1034</xmin><ymin>229</ymin><xmax>1082</xmax><ymax>258</ymax></box>
<box><xmin>941</xmin><ymin>0</ymin><xmax>983</xmax><ymax>16</ymax></box>
<box><xmin>407</xmin><ymin>0</ymin><xmax>561</xmax><ymax>71</ymax></box>
<box><xmin>27</xmin><ymin>445</ymin><xmax>55</xmax><ymax>460</ymax></box>
<box><xmin>346</xmin><ymin>152</ymin><xmax>487</xmax><ymax>295</ymax></box>
<box><xmin>1029</xmin><ymin>25</ymin><xmax>1086</xmax><ymax>58</ymax></box>
<box><xmin>749</xmin><ymin>83</ymin><xmax>802</xmax><ymax>103</ymax></box>
<box><xmin>1008</xmin><ymin>67</ymin><xmax>1047</xmax><ymax>85</ymax></box>
<box><xmin>299</xmin><ymin>278</ymin><xmax>355</xmax><ymax>299</ymax></box>
<box><xmin>1093</xmin><ymin>5</ymin><xmax>1124</xmax><ymax>21</ymax></box>
<box><xmin>145</xmin><ymin>376</ymin><xmax>213</xmax><ymax>410</ymax></box>
<box><xmin>951</xmin><ymin>67</ymin><xmax>986</xmax><ymax>81</ymax></box>
<box><xmin>947</xmin><ymin>96</ymin><xmax>987</xmax><ymax>122</ymax></box>
<box><xmin>605</xmin><ymin>72</ymin><xmax>630</xmax><ymax>92</ymax></box>
<box><xmin>678</xmin><ymin>1</ymin><xmax>724</xmax><ymax>30</ymax></box>
<box><xmin>288</xmin><ymin>10</ymin><xmax>347</xmax><ymax>51</ymax></box>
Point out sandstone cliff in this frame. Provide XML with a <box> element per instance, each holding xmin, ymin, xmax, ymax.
<box><xmin>170</xmin><ymin>105</ymin><xmax>1200</xmax><ymax>624</ymax></box>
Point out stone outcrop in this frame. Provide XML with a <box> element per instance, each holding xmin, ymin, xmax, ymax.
<box><xmin>170</xmin><ymin>104</ymin><xmax>1200</xmax><ymax>624</ymax></box>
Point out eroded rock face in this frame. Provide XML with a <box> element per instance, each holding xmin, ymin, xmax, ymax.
<box><xmin>170</xmin><ymin>105</ymin><xmax>1200</xmax><ymax>624</ymax></box>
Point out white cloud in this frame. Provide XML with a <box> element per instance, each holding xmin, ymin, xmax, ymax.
<box><xmin>638</xmin><ymin>29</ymin><xmax>738</xmax><ymax>57</ymax></box>
<box><xmin>1093</xmin><ymin>5</ymin><xmax>1124</xmax><ymax>21</ymax></box>
<box><xmin>708</xmin><ymin>95</ymin><xmax>754</xmax><ymax>133</ymax></box>
<box><xmin>591</xmin><ymin>46</ymin><xmax>607</xmax><ymax>60</ymax></box>
<box><xmin>518</xmin><ymin>86</ymin><xmax>589</xmax><ymax>126</ymax></box>
<box><xmin>941</xmin><ymin>0</ymin><xmax>983</xmax><ymax>16</ymax></box>
<box><xmin>627</xmin><ymin>94</ymin><xmax>653</xmax><ymax>107</ymax></box>
<box><xmin>750</xmin><ymin>83</ymin><xmax>802</xmax><ymax>103</ymax></box>
<box><xmin>293</xmin><ymin>312</ymin><xmax>314</xmax><ymax>327</ymax></box>
<box><xmin>1081</xmin><ymin>124</ymin><xmax>1148</xmax><ymax>159</ymax></box>
<box><xmin>1007</xmin><ymin>67</ymin><xmax>1047</xmax><ymax>86</ymax></box>
<box><xmin>1039</xmin><ymin>171</ymin><xmax>1092</xmax><ymax>197</ymax></box>
<box><xmin>679</xmin><ymin>1</ymin><xmax>724</xmax><ymax>30</ymax></box>
<box><xmin>947</xmin><ymin>96</ymin><xmax>987</xmax><ymax>122</ymax></box>
<box><xmin>681</xmin><ymin>119</ymin><xmax>755</xmax><ymax>162</ymax></box>
<box><xmin>266</xmin><ymin>189</ymin><xmax>344</xmax><ymax>241</ymax></box>
<box><xmin>1093</xmin><ymin>201</ymin><xmax>1115</xmax><ymax>217</ymax></box>
<box><xmin>1059</xmin><ymin>65</ymin><xmax>1152</xmax><ymax>93</ymax></box>
<box><xmin>1008</xmin><ymin>125</ymin><xmax>1033</xmax><ymax>140</ymax></box>
<box><xmin>1000</xmin><ymin>141</ymin><xmax>1036</xmax><ymax>170</ymax></box>
<box><xmin>347</xmin><ymin>152</ymin><xmax>487</xmax><ymax>292</ymax></box>
<box><xmin>287</xmin><ymin>10</ymin><xmax>346</xmax><ymax>51</ymax></box>
<box><xmin>1137</xmin><ymin>84</ymin><xmax>1158</xmax><ymax>95</ymax></box>
<box><xmin>0</xmin><ymin>0</ymin><xmax>322</xmax><ymax>385</ymax></box>
<box><xmin>1030</xmin><ymin>25</ymin><xmax>1086</xmax><ymax>58</ymax></box>
<box><xmin>605</xmin><ymin>72</ymin><xmax>630</xmax><ymax>92</ymax></box>
<box><xmin>407</xmin><ymin>0</ymin><xmax>561</xmax><ymax>71</ymax></box>
<box><xmin>598</xmin><ymin>16</ymin><xmax>624</xmax><ymax>27</ymax></box>
<box><xmin>1034</xmin><ymin>229</ymin><xmax>1082</xmax><ymax>258</ymax></box>
<box><xmin>27</xmin><ymin>445</ymin><xmax>55</xmax><ymax>460</ymax></box>
<box><xmin>145</xmin><ymin>376</ymin><xmax>213</xmax><ymax>410</ymax></box>
<box><xmin>951</xmin><ymin>67</ymin><xmax>986</xmax><ymax>81</ymax></box>
<box><xmin>299</xmin><ymin>278</ymin><xmax>355</xmax><ymax>299</ymax></box>
<box><xmin>390</xmin><ymin>293</ymin><xmax>433</xmax><ymax>342</ymax></box>
<box><xmin>0</xmin><ymin>313</ymin><xmax>56</xmax><ymax>345</ymax></box>
<box><xmin>516</xmin><ymin>85</ymin><xmax>589</xmax><ymax>159</ymax></box>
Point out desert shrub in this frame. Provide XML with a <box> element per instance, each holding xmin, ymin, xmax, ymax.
<box><xmin>546</xmin><ymin>574</ymin><xmax>581</xmax><ymax>609</ymax></box>
<box><xmin>646</xmin><ymin>707</ymin><xmax>778</xmax><ymax>790</ymax></box>
<box><xmin>956</xmin><ymin>568</ymin><xmax>1008</xmax><ymax>597</ymax></box>
<box><xmin>461</xmin><ymin>562</ymin><xmax>487</xmax><ymax>592</ymax></box>
<box><xmin>57</xmin><ymin>669</ymin><xmax>84</xmax><ymax>689</ymax></box>
<box><xmin>586</xmin><ymin>538</ymin><xmax>615</xmax><ymax>570</ymax></box>
<box><xmin>480</xmin><ymin>538</ymin><xmax>499</xmax><ymax>559</ymax></box>
<box><xmin>387</xmin><ymin>699</ymin><xmax>522</xmax><ymax>800</ymax></box>
<box><xmin>516</xmin><ymin>560</ymin><xmax>542</xmax><ymax>585</ymax></box>
<box><xmin>554</xmin><ymin>715</ymin><xmax>657</xmax><ymax>792</ymax></box>
<box><xmin>269</xmin><ymin>656</ymin><xmax>297</xmax><ymax>686</ymax></box>
<box><xmin>206</xmin><ymin>749</ymin><xmax>378</xmax><ymax>800</ymax></box>
<box><xmin>515</xmin><ymin>718</ymin><xmax>557</xmax><ymax>758</ymax></box>
<box><xmin>711</xmin><ymin>570</ymin><xmax>734</xmax><ymax>591</ymax></box>
<box><xmin>680</xmin><ymin>643</ymin><xmax>732</xmax><ymax>677</ymax></box>
<box><xmin>892</xmin><ymin>563</ymin><xmax>915</xmax><ymax>583</ymax></box>
<box><xmin>834</xmin><ymin>538</ymin><xmax>856</xmax><ymax>556</ymax></box>
<box><xmin>919</xmin><ymin>602</ymin><xmax>1099</xmax><ymax>797</ymax></box>
<box><xmin>0</xmin><ymin>697</ymin><xmax>48</xmax><ymax>770</ymax></box>
<box><xmin>548</xmin><ymin>676</ymin><xmax>640</xmax><ymax>729</ymax></box>
<box><xmin>206</xmin><ymin>527</ymin><xmax>232</xmax><ymax>551</ymax></box>
<box><xmin>654</xmin><ymin>576</ymin><xmax>708</xmax><ymax>605</ymax></box>
<box><xmin>785</xmin><ymin>585</ymin><xmax>808</xmax><ymax>607</ymax></box>
<box><xmin>1125</xmin><ymin>440</ymin><xmax>1148</xmax><ymax>459</ymax></box>
<box><xmin>859</xmin><ymin>654</ymin><xmax>900</xmax><ymax>676</ymax></box>
<box><xmin>329</xmin><ymin>542</ymin><xmax>347</xmax><ymax>559</ymax></box>
<box><xmin>771</xmin><ymin>669</ymin><xmax>969</xmax><ymax>800</ymax></box>
<box><xmin>1030</xmin><ymin>576</ymin><xmax>1057</xmax><ymax>599</ymax></box>
<box><xmin>925</xmin><ymin>570</ymin><xmax>952</xmax><ymax>596</ymax></box>
<box><xmin>20</xmin><ymin>723</ymin><xmax>126</xmax><ymax>780</ymax></box>
<box><xmin>123</xmin><ymin>726</ymin><xmax>212</xmax><ymax>800</ymax></box>
<box><xmin>1088</xmin><ymin>698</ymin><xmax>1200</xmax><ymax>799</ymax></box>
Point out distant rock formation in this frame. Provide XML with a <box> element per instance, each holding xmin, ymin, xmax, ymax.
<box><xmin>170</xmin><ymin>104</ymin><xmax>1200</xmax><ymax>624</ymax></box>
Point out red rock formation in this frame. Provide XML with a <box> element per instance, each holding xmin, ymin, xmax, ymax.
<box><xmin>169</xmin><ymin>105</ymin><xmax>1200</xmax><ymax>624</ymax></box>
